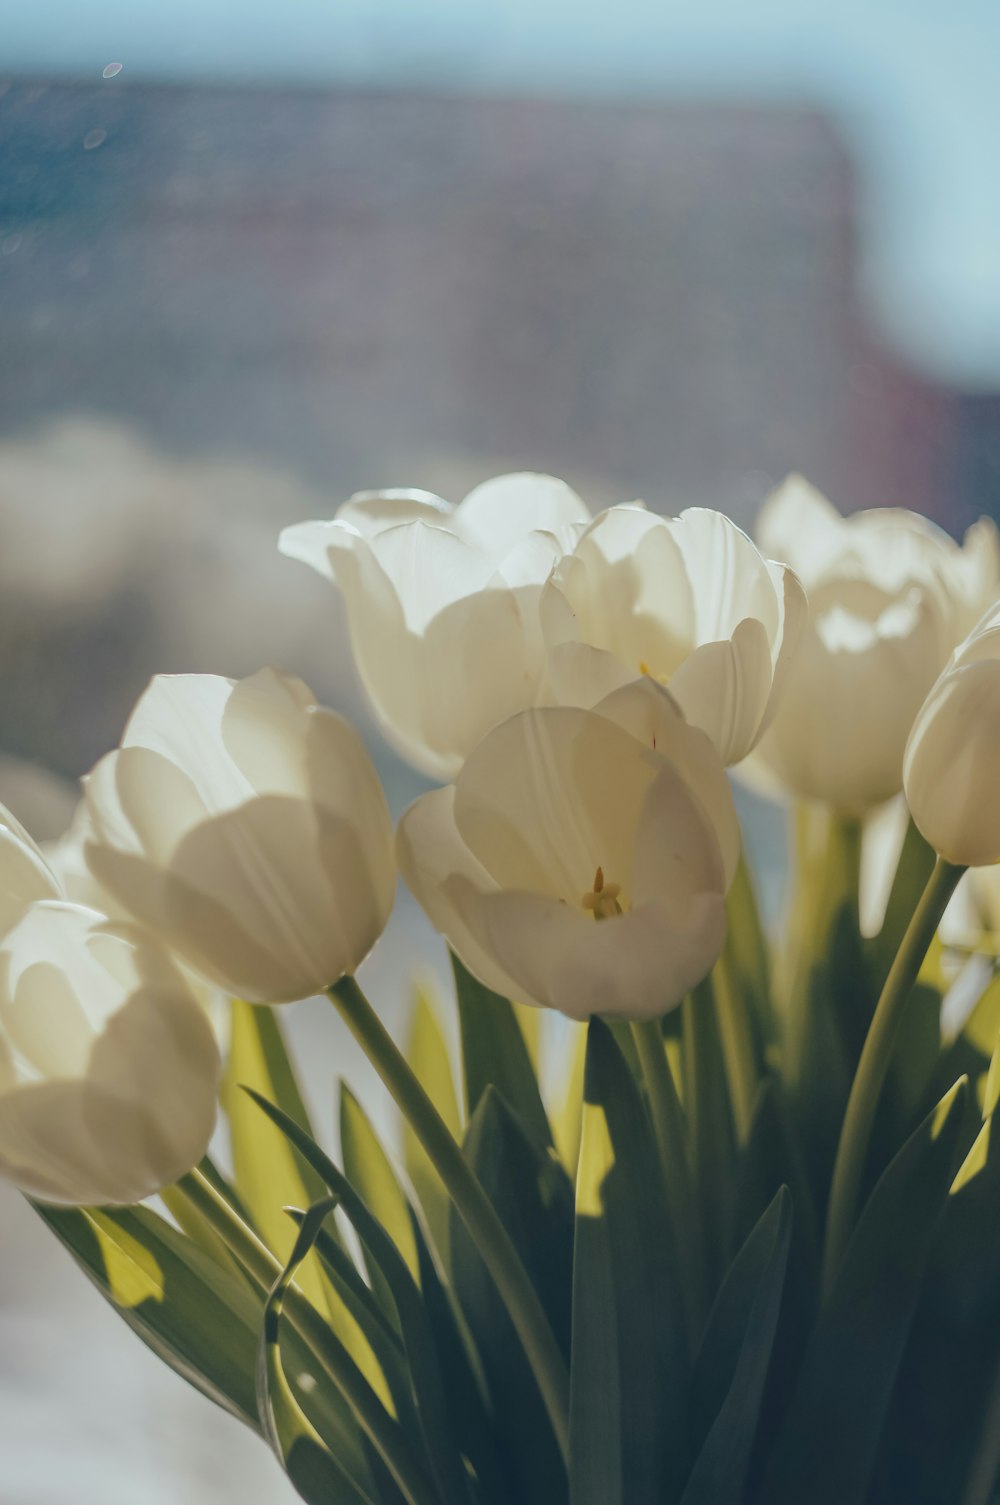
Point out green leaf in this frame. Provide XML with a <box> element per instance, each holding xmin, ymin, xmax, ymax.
<box><xmin>285</xmin><ymin>1209</ymin><xmax>419</xmax><ymax>1445</ymax></box>
<box><xmin>570</xmin><ymin>1020</ymin><xmax>689</xmax><ymax>1505</ymax></box>
<box><xmin>222</xmin><ymin>1000</ymin><xmax>335</xmax><ymax>1312</ymax></box>
<box><xmin>247</xmin><ymin>1089</ymin><xmax>475</xmax><ymax>1505</ymax></box>
<box><xmin>257</xmin><ymin>1197</ymin><xmax>376</xmax><ymax>1505</ymax></box>
<box><xmin>683</xmin><ymin>986</ymin><xmax>737</xmax><ymax>1297</ymax></box>
<box><xmin>726</xmin><ymin>851</ymin><xmax>777</xmax><ymax>1047</ymax></box>
<box><xmin>732</xmin><ymin>1082</ymin><xmax>817</xmax><ymax>1272</ymax></box>
<box><xmin>758</xmin><ymin>1077</ymin><xmax>969</xmax><ymax>1505</ymax></box>
<box><xmin>331</xmin><ymin>1193</ymin><xmax>474</xmax><ymax>1505</ymax></box>
<box><xmin>341</xmin><ymin>1084</ymin><xmax>420</xmax><ymax>1290</ymax></box>
<box><xmin>729</xmin><ymin>1082</ymin><xmax>819</xmax><ymax>1483</ymax></box>
<box><xmin>413</xmin><ymin>1232</ymin><xmax>509</xmax><ymax>1505</ymax></box>
<box><xmin>871</xmin><ymin>1057</ymin><xmax>1000</xmax><ymax>1503</ymax></box>
<box><xmin>403</xmin><ymin>986</ymin><xmax>463</xmax><ymax>1265</ymax></box>
<box><xmin>681</xmin><ymin>1188</ymin><xmax>792</xmax><ymax>1505</ymax></box>
<box><xmin>452</xmin><ymin>1086</ymin><xmax>573</xmax><ymax>1505</ymax></box>
<box><xmin>222</xmin><ymin>1005</ymin><xmax>401</xmax><ymax>1422</ymax></box>
<box><xmin>451</xmin><ymin>952</ymin><xmax>552</xmax><ymax>1153</ymax></box>
<box><xmin>513</xmin><ymin>999</ymin><xmax>543</xmax><ymax>1072</ymax></box>
<box><xmin>781</xmin><ymin>810</ymin><xmax>868</xmax><ymax>1209</ymax></box>
<box><xmin>37</xmin><ymin>1201</ymin><xmax>262</xmax><ymax>1430</ymax></box>
<box><xmin>551</xmin><ymin>1022</ymin><xmax>588</xmax><ymax>1177</ymax></box>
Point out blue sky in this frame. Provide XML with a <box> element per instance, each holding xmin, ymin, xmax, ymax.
<box><xmin>6</xmin><ymin>1</ymin><xmax>1000</xmax><ymax>388</ymax></box>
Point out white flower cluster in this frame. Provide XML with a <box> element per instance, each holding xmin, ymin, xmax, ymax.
<box><xmin>0</xmin><ymin>470</ymin><xmax>997</xmax><ymax>1205</ymax></box>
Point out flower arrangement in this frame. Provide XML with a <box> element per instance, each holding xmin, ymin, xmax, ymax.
<box><xmin>4</xmin><ymin>471</ymin><xmax>1000</xmax><ymax>1504</ymax></box>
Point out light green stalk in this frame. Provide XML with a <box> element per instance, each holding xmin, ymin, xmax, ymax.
<box><xmin>176</xmin><ymin>1167</ymin><xmax>439</xmax><ymax>1505</ymax></box>
<box><xmin>328</xmin><ymin>975</ymin><xmax>571</xmax><ymax>1464</ymax></box>
<box><xmin>822</xmin><ymin>857</ymin><xmax>964</xmax><ymax>1297</ymax></box>
<box><xmin>631</xmin><ymin>1016</ymin><xmax>706</xmax><ymax>1341</ymax></box>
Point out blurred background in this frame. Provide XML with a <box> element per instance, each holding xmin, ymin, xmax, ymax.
<box><xmin>1</xmin><ymin>2</ymin><xmax>998</xmax><ymax>1498</ymax></box>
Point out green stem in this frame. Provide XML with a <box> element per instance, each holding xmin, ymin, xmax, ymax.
<box><xmin>329</xmin><ymin>975</ymin><xmax>571</xmax><ymax>1464</ymax></box>
<box><xmin>683</xmin><ymin>982</ymin><xmax>733</xmax><ymax>1296</ymax></box>
<box><xmin>727</xmin><ymin>851</ymin><xmax>777</xmax><ymax>1044</ymax></box>
<box><xmin>821</xmin><ymin>857</ymin><xmax>964</xmax><ymax>1298</ymax></box>
<box><xmin>782</xmin><ymin>808</ymin><xmax>862</xmax><ymax>1097</ymax></box>
<box><xmin>177</xmin><ymin>1165</ymin><xmax>276</xmax><ymax>1288</ymax></box>
<box><xmin>711</xmin><ymin>946</ymin><xmax>758</xmax><ymax>1145</ymax></box>
<box><xmin>176</xmin><ymin>1168</ymin><xmax>439</xmax><ymax>1505</ymax></box>
<box><xmin>631</xmin><ymin>1017</ymin><xmax>706</xmax><ymax>1340</ymax></box>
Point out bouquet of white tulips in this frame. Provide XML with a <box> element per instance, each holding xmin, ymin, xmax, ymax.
<box><xmin>6</xmin><ymin>471</ymin><xmax>1000</xmax><ymax>1505</ymax></box>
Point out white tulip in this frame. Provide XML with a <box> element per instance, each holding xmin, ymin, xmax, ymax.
<box><xmin>279</xmin><ymin>473</ymin><xmax>591</xmax><ymax>780</ymax></box>
<box><xmin>0</xmin><ymin>900</ymin><xmax>220</xmax><ymax>1205</ymax></box>
<box><xmin>46</xmin><ymin>802</ymin><xmax>226</xmax><ymax>1035</ymax></box>
<box><xmin>904</xmin><ymin>601</ymin><xmax>1000</xmax><ymax>867</ymax></box>
<box><xmin>749</xmin><ymin>476</ymin><xmax>1000</xmax><ymax>814</ymax></box>
<box><xmin>0</xmin><ymin>803</ymin><xmax>61</xmax><ymax>936</ymax></box>
<box><xmin>83</xmin><ymin>669</ymin><xmax>396</xmax><ymax>1003</ymax></box>
<box><xmin>397</xmin><ymin>678</ymin><xmax>739</xmax><ymax>1021</ymax></box>
<box><xmin>541</xmin><ymin>504</ymin><xmax>807</xmax><ymax>765</ymax></box>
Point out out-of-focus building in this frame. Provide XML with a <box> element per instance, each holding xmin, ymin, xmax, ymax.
<box><xmin>1</xmin><ymin>77</ymin><xmax>987</xmax><ymax>784</ymax></box>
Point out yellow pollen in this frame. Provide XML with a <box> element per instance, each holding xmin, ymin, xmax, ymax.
<box><xmin>639</xmin><ymin>659</ymin><xmax>671</xmax><ymax>685</ymax></box>
<box><xmin>582</xmin><ymin>865</ymin><xmax>623</xmax><ymax>920</ymax></box>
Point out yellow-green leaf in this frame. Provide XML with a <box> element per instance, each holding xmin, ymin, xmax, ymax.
<box><xmin>403</xmin><ymin>986</ymin><xmax>462</xmax><ymax>1265</ymax></box>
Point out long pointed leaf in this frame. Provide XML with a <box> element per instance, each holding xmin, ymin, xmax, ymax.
<box><xmin>404</xmin><ymin>986</ymin><xmax>462</xmax><ymax>1264</ymax></box>
<box><xmin>247</xmin><ymin>1088</ymin><xmax>475</xmax><ymax>1505</ymax></box>
<box><xmin>341</xmin><ymin>1085</ymin><xmax>420</xmax><ymax>1290</ymax></box>
<box><xmin>451</xmin><ymin>952</ymin><xmax>552</xmax><ymax>1153</ymax></box>
<box><xmin>759</xmin><ymin>1077</ymin><xmax>968</xmax><ymax>1505</ymax></box>
<box><xmin>257</xmin><ymin>1196</ymin><xmax>376</xmax><ymax>1505</ymax></box>
<box><xmin>681</xmin><ymin>1188</ymin><xmax>792</xmax><ymax>1505</ymax></box>
<box><xmin>451</xmin><ymin>1086</ymin><xmax>573</xmax><ymax>1505</ymax></box>
<box><xmin>222</xmin><ymin>1000</ymin><xmax>336</xmax><ymax>1315</ymax></box>
<box><xmin>38</xmin><ymin>1201</ymin><xmax>262</xmax><ymax>1429</ymax></box>
<box><xmin>570</xmin><ymin>1020</ymin><xmax>689</xmax><ymax>1505</ymax></box>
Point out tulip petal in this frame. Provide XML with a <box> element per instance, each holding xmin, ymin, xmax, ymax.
<box><xmin>756</xmin><ymin>474</ymin><xmax>844</xmax><ymax>579</ymax></box>
<box><xmin>904</xmin><ymin>659</ymin><xmax>1000</xmax><ymax>866</ymax></box>
<box><xmin>450</xmin><ymin>881</ymin><xmax>726</xmax><ymax>1020</ymax></box>
<box><xmin>672</xmin><ymin>508</ymin><xmax>782</xmax><ymax>645</ymax></box>
<box><xmin>454</xmin><ymin>706</ymin><xmax>660</xmax><ymax>904</ymax></box>
<box><xmin>557</xmin><ymin>506</ymin><xmax>697</xmax><ymax>679</ymax></box>
<box><xmin>546</xmin><ymin>640</ymin><xmax>638</xmax><ymax>709</ymax></box>
<box><xmin>755</xmin><ymin>562</ymin><xmax>810</xmax><ymax>738</ymax></box>
<box><xmin>0</xmin><ymin>902</ymin><xmax>220</xmax><ymax>1205</ymax></box>
<box><xmin>594</xmin><ymin>677</ymin><xmax>740</xmax><ymax>887</ymax></box>
<box><xmin>629</xmin><ymin>764</ymin><xmax>726</xmax><ymax>906</ymax></box>
<box><xmin>457</xmin><ymin>472</ymin><xmax>590</xmax><ymax>557</ymax></box>
<box><xmin>326</xmin><ymin>524</ymin><xmax>551</xmax><ymax>780</ymax></box>
<box><xmin>396</xmin><ymin>786</ymin><xmax>524</xmax><ymax>1001</ymax></box>
<box><xmin>338</xmin><ymin>488</ymin><xmax>454</xmax><ymax>536</ymax></box>
<box><xmin>0</xmin><ymin>810</ymin><xmax>60</xmax><ymax>938</ymax></box>
<box><xmin>121</xmin><ymin>674</ymin><xmax>257</xmax><ymax>812</ymax></box>
<box><xmin>667</xmin><ymin>616</ymin><xmax>775</xmax><ymax>766</ymax></box>
<box><xmin>756</xmin><ymin>597</ymin><xmax>941</xmax><ymax>814</ymax></box>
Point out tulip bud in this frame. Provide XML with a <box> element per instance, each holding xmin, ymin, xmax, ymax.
<box><xmin>541</xmin><ymin>504</ymin><xmax>807</xmax><ymax>765</ymax></box>
<box><xmin>279</xmin><ymin>473</ymin><xmax>591</xmax><ymax>780</ymax></box>
<box><xmin>904</xmin><ymin>602</ymin><xmax>1000</xmax><ymax>866</ymax></box>
<box><xmin>0</xmin><ymin>900</ymin><xmax>220</xmax><ymax>1205</ymax></box>
<box><xmin>83</xmin><ymin>669</ymin><xmax>396</xmax><ymax>1003</ymax></box>
<box><xmin>749</xmin><ymin>476</ymin><xmax>1000</xmax><ymax>813</ymax></box>
<box><xmin>397</xmin><ymin>677</ymin><xmax>739</xmax><ymax>1020</ymax></box>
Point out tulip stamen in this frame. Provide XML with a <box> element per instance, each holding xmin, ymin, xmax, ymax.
<box><xmin>582</xmin><ymin>865</ymin><xmax>623</xmax><ymax>920</ymax></box>
<box><xmin>639</xmin><ymin>659</ymin><xmax>669</xmax><ymax>687</ymax></box>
